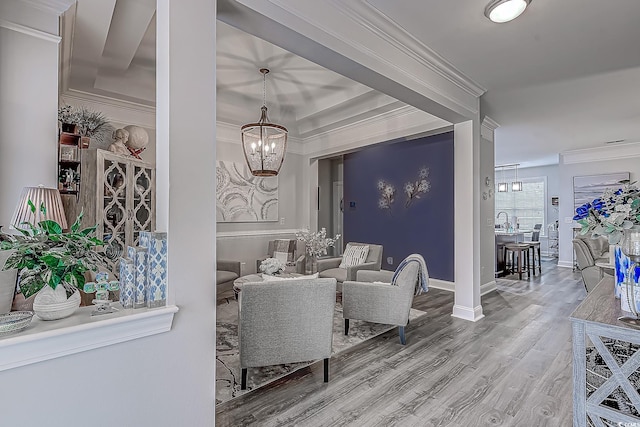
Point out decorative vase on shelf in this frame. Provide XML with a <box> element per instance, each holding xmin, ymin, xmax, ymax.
<box><xmin>618</xmin><ymin>229</ymin><xmax>640</xmax><ymax>319</ymax></box>
<box><xmin>32</xmin><ymin>284</ymin><xmax>81</xmax><ymax>321</ymax></box>
<box><xmin>305</xmin><ymin>254</ymin><xmax>318</xmax><ymax>275</ymax></box>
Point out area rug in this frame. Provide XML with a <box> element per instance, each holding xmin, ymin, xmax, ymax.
<box><xmin>496</xmin><ymin>278</ymin><xmax>534</xmax><ymax>295</ymax></box>
<box><xmin>216</xmin><ymin>298</ymin><xmax>427</xmax><ymax>404</ymax></box>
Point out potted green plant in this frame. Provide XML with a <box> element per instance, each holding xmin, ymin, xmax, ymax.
<box><xmin>0</xmin><ymin>200</ymin><xmax>111</xmax><ymax>319</ymax></box>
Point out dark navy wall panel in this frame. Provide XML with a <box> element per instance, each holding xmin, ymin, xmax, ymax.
<box><xmin>343</xmin><ymin>131</ymin><xmax>454</xmax><ymax>281</ymax></box>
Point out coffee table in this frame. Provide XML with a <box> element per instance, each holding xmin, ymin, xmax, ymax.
<box><xmin>233</xmin><ymin>273</ymin><xmax>303</xmax><ymax>298</ymax></box>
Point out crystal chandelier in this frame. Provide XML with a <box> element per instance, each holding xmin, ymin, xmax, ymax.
<box><xmin>241</xmin><ymin>68</ymin><xmax>288</xmax><ymax>177</ymax></box>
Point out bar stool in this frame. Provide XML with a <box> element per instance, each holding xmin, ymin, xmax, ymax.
<box><xmin>524</xmin><ymin>225</ymin><xmax>543</xmax><ymax>275</ymax></box>
<box><xmin>504</xmin><ymin>243</ymin><xmax>531</xmax><ymax>280</ymax></box>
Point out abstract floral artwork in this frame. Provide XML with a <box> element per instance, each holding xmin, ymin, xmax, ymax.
<box><xmin>377</xmin><ymin>167</ymin><xmax>431</xmax><ymax>213</ymax></box>
<box><xmin>216</xmin><ymin>161</ymin><xmax>278</xmax><ymax>222</ymax></box>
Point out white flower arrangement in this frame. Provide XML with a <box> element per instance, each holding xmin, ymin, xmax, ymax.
<box><xmin>259</xmin><ymin>257</ymin><xmax>286</xmax><ymax>275</ymax></box>
<box><xmin>296</xmin><ymin>228</ymin><xmax>341</xmax><ymax>257</ymax></box>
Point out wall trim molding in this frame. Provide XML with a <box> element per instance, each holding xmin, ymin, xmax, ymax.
<box><xmin>452</xmin><ymin>304</ymin><xmax>485</xmax><ymax>322</ymax></box>
<box><xmin>557</xmin><ymin>260</ymin><xmax>574</xmax><ymax>269</ymax></box>
<box><xmin>60</xmin><ymin>90</ymin><xmax>156</xmax><ymax>128</ymax></box>
<box><xmin>430</xmin><ymin>279</ymin><xmax>454</xmax><ymax>293</ymax></box>
<box><xmin>335</xmin><ymin>0</ymin><xmax>486</xmax><ymax>99</ymax></box>
<box><xmin>0</xmin><ymin>19</ymin><xmax>61</xmax><ymax>43</ymax></box>
<box><xmin>216</xmin><ymin>229</ymin><xmax>300</xmax><ymax>239</ymax></box>
<box><xmin>0</xmin><ymin>305</ymin><xmax>178</xmax><ymax>372</ymax></box>
<box><xmin>561</xmin><ymin>141</ymin><xmax>640</xmax><ymax>165</ymax></box>
<box><xmin>481</xmin><ymin>116</ymin><xmax>500</xmax><ymax>142</ymax></box>
<box><xmin>19</xmin><ymin>0</ymin><xmax>75</xmax><ymax>15</ymax></box>
<box><xmin>480</xmin><ymin>280</ymin><xmax>497</xmax><ymax>296</ymax></box>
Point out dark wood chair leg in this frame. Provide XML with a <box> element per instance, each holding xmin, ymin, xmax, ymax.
<box><xmin>324</xmin><ymin>358</ymin><xmax>329</xmax><ymax>382</ymax></box>
<box><xmin>344</xmin><ymin>318</ymin><xmax>349</xmax><ymax>335</ymax></box>
<box><xmin>241</xmin><ymin>368</ymin><xmax>247</xmax><ymax>390</ymax></box>
<box><xmin>399</xmin><ymin>326</ymin><xmax>406</xmax><ymax>345</ymax></box>
<box><xmin>537</xmin><ymin>246</ymin><xmax>542</xmax><ymax>273</ymax></box>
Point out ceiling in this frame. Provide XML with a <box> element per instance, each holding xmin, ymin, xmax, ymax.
<box><xmin>62</xmin><ymin>0</ymin><xmax>640</xmax><ymax>167</ymax></box>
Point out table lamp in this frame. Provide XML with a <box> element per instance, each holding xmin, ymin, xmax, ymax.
<box><xmin>10</xmin><ymin>186</ymin><xmax>68</xmax><ymax>231</ymax></box>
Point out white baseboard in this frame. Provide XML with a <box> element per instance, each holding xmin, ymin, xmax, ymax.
<box><xmin>557</xmin><ymin>260</ymin><xmax>574</xmax><ymax>269</ymax></box>
<box><xmin>481</xmin><ymin>280</ymin><xmax>497</xmax><ymax>296</ymax></box>
<box><xmin>430</xmin><ymin>279</ymin><xmax>454</xmax><ymax>292</ymax></box>
<box><xmin>452</xmin><ymin>304</ymin><xmax>485</xmax><ymax>322</ymax></box>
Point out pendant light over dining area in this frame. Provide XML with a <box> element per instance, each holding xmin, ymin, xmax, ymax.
<box><xmin>495</xmin><ymin>164</ymin><xmax>523</xmax><ymax>192</ymax></box>
<box><xmin>241</xmin><ymin>68</ymin><xmax>288</xmax><ymax>177</ymax></box>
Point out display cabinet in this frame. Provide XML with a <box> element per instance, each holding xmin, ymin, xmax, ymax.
<box><xmin>75</xmin><ymin>149</ymin><xmax>156</xmax><ymax>276</ymax></box>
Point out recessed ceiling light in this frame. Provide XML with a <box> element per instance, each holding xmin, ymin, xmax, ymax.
<box><xmin>485</xmin><ymin>0</ymin><xmax>531</xmax><ymax>23</ymax></box>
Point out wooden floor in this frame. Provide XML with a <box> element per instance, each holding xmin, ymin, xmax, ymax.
<box><xmin>216</xmin><ymin>261</ymin><xmax>585</xmax><ymax>426</ymax></box>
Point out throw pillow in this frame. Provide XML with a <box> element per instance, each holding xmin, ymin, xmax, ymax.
<box><xmin>273</xmin><ymin>251</ymin><xmax>290</xmax><ymax>264</ymax></box>
<box><xmin>339</xmin><ymin>244</ymin><xmax>370</xmax><ymax>268</ymax></box>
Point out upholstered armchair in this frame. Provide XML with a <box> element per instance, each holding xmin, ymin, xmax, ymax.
<box><xmin>256</xmin><ymin>239</ymin><xmax>305</xmax><ymax>274</ymax></box>
<box><xmin>342</xmin><ymin>257</ymin><xmax>423</xmax><ymax>345</ymax></box>
<box><xmin>573</xmin><ymin>235</ymin><xmax>611</xmax><ymax>292</ymax></box>
<box><xmin>317</xmin><ymin>242</ymin><xmax>383</xmax><ymax>292</ymax></box>
<box><xmin>216</xmin><ymin>260</ymin><xmax>241</xmax><ymax>299</ymax></box>
<box><xmin>238</xmin><ymin>277</ymin><xmax>337</xmax><ymax>390</ymax></box>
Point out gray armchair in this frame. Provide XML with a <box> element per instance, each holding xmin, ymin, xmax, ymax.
<box><xmin>318</xmin><ymin>242</ymin><xmax>383</xmax><ymax>292</ymax></box>
<box><xmin>256</xmin><ymin>239</ymin><xmax>305</xmax><ymax>274</ymax></box>
<box><xmin>216</xmin><ymin>260</ymin><xmax>241</xmax><ymax>298</ymax></box>
<box><xmin>342</xmin><ymin>260</ymin><xmax>421</xmax><ymax>345</ymax></box>
<box><xmin>238</xmin><ymin>277</ymin><xmax>337</xmax><ymax>390</ymax></box>
<box><xmin>573</xmin><ymin>235</ymin><xmax>611</xmax><ymax>292</ymax></box>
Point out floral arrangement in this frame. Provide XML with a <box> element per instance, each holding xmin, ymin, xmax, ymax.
<box><xmin>58</xmin><ymin>105</ymin><xmax>115</xmax><ymax>148</ymax></box>
<box><xmin>377</xmin><ymin>180</ymin><xmax>396</xmax><ymax>211</ymax></box>
<box><xmin>1</xmin><ymin>201</ymin><xmax>111</xmax><ymax>298</ymax></box>
<box><xmin>404</xmin><ymin>167</ymin><xmax>431</xmax><ymax>207</ymax></box>
<box><xmin>259</xmin><ymin>257</ymin><xmax>286</xmax><ymax>275</ymax></box>
<box><xmin>296</xmin><ymin>228</ymin><xmax>341</xmax><ymax>257</ymax></box>
<box><xmin>573</xmin><ymin>180</ymin><xmax>640</xmax><ymax>244</ymax></box>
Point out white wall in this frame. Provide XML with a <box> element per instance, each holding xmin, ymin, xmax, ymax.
<box><xmin>0</xmin><ymin>25</ymin><xmax>59</xmax><ymax>227</ymax></box>
<box><xmin>480</xmin><ymin>134</ymin><xmax>495</xmax><ymax>287</ymax></box>
<box><xmin>0</xmin><ymin>2</ymin><xmax>218</xmax><ymax>426</ymax></box>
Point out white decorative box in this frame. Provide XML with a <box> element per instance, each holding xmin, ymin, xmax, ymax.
<box><xmin>119</xmin><ymin>258</ymin><xmax>135</xmax><ymax>309</ymax></box>
<box><xmin>128</xmin><ymin>246</ymin><xmax>149</xmax><ymax>309</ymax></box>
<box><xmin>145</xmin><ymin>232</ymin><xmax>167</xmax><ymax>308</ymax></box>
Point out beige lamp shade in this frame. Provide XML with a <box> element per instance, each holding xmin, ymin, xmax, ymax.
<box><xmin>11</xmin><ymin>186</ymin><xmax>68</xmax><ymax>230</ymax></box>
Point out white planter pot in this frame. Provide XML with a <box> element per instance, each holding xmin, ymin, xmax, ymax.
<box><xmin>33</xmin><ymin>285</ymin><xmax>81</xmax><ymax>321</ymax></box>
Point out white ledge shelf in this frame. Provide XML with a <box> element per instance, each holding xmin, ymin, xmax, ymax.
<box><xmin>0</xmin><ymin>304</ymin><xmax>179</xmax><ymax>371</ymax></box>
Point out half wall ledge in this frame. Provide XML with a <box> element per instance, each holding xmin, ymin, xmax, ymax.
<box><xmin>0</xmin><ymin>305</ymin><xmax>179</xmax><ymax>371</ymax></box>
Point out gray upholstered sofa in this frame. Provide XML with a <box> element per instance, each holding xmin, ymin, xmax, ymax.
<box><xmin>238</xmin><ymin>277</ymin><xmax>337</xmax><ymax>389</ymax></box>
<box><xmin>216</xmin><ymin>260</ymin><xmax>241</xmax><ymax>298</ymax></box>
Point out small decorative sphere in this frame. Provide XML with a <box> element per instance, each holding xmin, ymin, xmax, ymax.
<box><xmin>123</xmin><ymin>125</ymin><xmax>149</xmax><ymax>150</ymax></box>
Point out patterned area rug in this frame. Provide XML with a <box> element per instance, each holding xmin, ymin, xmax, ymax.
<box><xmin>496</xmin><ymin>278</ymin><xmax>534</xmax><ymax>295</ymax></box>
<box><xmin>216</xmin><ymin>298</ymin><xmax>427</xmax><ymax>404</ymax></box>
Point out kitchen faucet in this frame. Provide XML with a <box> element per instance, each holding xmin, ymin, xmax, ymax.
<box><xmin>496</xmin><ymin>211</ymin><xmax>510</xmax><ymax>230</ymax></box>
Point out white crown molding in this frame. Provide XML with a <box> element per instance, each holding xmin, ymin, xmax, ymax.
<box><xmin>216</xmin><ymin>121</ymin><xmax>305</xmax><ymax>155</ymax></box>
<box><xmin>0</xmin><ymin>18</ymin><xmax>61</xmax><ymax>43</ymax></box>
<box><xmin>0</xmin><ymin>305</ymin><xmax>178</xmax><ymax>372</ymax></box>
<box><xmin>240</xmin><ymin>0</ymin><xmax>482</xmax><ymax>120</ymax></box>
<box><xmin>302</xmin><ymin>105</ymin><xmax>451</xmax><ymax>158</ymax></box>
<box><xmin>481</xmin><ymin>116</ymin><xmax>500</xmax><ymax>142</ymax></box>
<box><xmin>561</xmin><ymin>141</ymin><xmax>640</xmax><ymax>165</ymax></box>
<box><xmin>61</xmin><ymin>89</ymin><xmax>156</xmax><ymax>129</ymax></box>
<box><xmin>337</xmin><ymin>0</ymin><xmax>486</xmax><ymax>98</ymax></box>
<box><xmin>19</xmin><ymin>0</ymin><xmax>75</xmax><ymax>15</ymax></box>
<box><xmin>216</xmin><ymin>229</ymin><xmax>300</xmax><ymax>239</ymax></box>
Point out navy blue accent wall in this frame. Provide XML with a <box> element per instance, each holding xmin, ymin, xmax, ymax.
<box><xmin>343</xmin><ymin>131</ymin><xmax>454</xmax><ymax>281</ymax></box>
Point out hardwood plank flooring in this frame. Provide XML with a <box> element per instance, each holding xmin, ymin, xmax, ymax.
<box><xmin>216</xmin><ymin>261</ymin><xmax>585</xmax><ymax>426</ymax></box>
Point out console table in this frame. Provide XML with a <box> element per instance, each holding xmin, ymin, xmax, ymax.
<box><xmin>570</xmin><ymin>276</ymin><xmax>640</xmax><ymax>426</ymax></box>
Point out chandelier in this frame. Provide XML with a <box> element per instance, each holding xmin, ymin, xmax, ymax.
<box><xmin>241</xmin><ymin>68</ymin><xmax>288</xmax><ymax>177</ymax></box>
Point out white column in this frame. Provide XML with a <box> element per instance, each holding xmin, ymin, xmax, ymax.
<box><xmin>453</xmin><ymin>120</ymin><xmax>484</xmax><ymax>321</ymax></box>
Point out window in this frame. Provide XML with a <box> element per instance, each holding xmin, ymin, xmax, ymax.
<box><xmin>495</xmin><ymin>176</ymin><xmax>546</xmax><ymax>234</ymax></box>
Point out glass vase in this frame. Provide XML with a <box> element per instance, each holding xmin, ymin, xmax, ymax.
<box><xmin>619</xmin><ymin>229</ymin><xmax>640</xmax><ymax>322</ymax></box>
<box><xmin>305</xmin><ymin>254</ymin><xmax>318</xmax><ymax>275</ymax></box>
